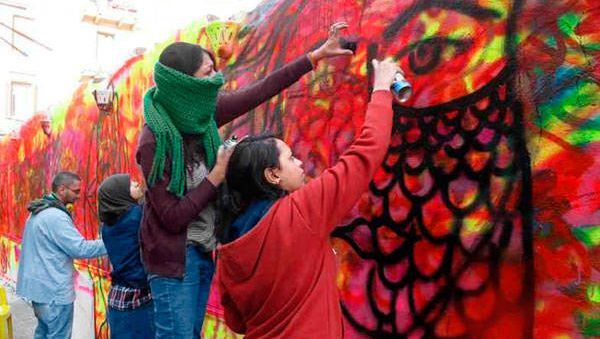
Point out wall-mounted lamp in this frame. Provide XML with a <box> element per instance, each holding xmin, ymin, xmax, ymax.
<box><xmin>93</xmin><ymin>83</ymin><xmax>116</xmax><ymax>113</ymax></box>
<box><xmin>9</xmin><ymin>131</ymin><xmax>19</xmax><ymax>141</ymax></box>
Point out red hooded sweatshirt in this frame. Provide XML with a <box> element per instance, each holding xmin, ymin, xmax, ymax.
<box><xmin>216</xmin><ymin>91</ymin><xmax>393</xmax><ymax>338</ymax></box>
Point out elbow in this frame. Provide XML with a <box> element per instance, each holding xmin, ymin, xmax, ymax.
<box><xmin>226</xmin><ymin>319</ymin><xmax>246</xmax><ymax>334</ymax></box>
<box><xmin>149</xmin><ymin>201</ymin><xmax>192</xmax><ymax>234</ymax></box>
<box><xmin>155</xmin><ymin>212</ymin><xmax>189</xmax><ymax>234</ymax></box>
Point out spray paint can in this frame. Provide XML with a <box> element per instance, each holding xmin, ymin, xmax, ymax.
<box><xmin>223</xmin><ymin>135</ymin><xmax>238</xmax><ymax>149</ymax></box>
<box><xmin>390</xmin><ymin>72</ymin><xmax>412</xmax><ymax>103</ymax></box>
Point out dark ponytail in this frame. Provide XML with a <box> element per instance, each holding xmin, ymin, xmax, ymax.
<box><xmin>220</xmin><ymin>134</ymin><xmax>285</xmax><ymax>240</ymax></box>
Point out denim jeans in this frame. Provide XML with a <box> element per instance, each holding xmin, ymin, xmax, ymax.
<box><xmin>32</xmin><ymin>302</ymin><xmax>73</xmax><ymax>339</ymax></box>
<box><xmin>108</xmin><ymin>301</ymin><xmax>155</xmax><ymax>339</ymax></box>
<box><xmin>148</xmin><ymin>245</ymin><xmax>215</xmax><ymax>338</ymax></box>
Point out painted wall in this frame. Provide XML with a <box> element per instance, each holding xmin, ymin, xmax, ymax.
<box><xmin>0</xmin><ymin>0</ymin><xmax>598</xmax><ymax>338</ymax></box>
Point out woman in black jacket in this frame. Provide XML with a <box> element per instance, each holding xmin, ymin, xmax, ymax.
<box><xmin>98</xmin><ymin>174</ymin><xmax>153</xmax><ymax>339</ymax></box>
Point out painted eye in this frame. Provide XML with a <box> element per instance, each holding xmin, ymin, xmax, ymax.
<box><xmin>407</xmin><ymin>37</ymin><xmax>472</xmax><ymax>75</ymax></box>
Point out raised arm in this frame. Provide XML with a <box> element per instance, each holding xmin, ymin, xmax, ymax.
<box><xmin>215</xmin><ymin>55</ymin><xmax>312</xmax><ymax>126</ymax></box>
<box><xmin>215</xmin><ymin>22</ymin><xmax>354</xmax><ymax>126</ymax></box>
<box><xmin>291</xmin><ymin>59</ymin><xmax>399</xmax><ymax>238</ymax></box>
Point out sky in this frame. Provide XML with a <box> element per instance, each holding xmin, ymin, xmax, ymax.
<box><xmin>9</xmin><ymin>0</ymin><xmax>263</xmax><ymax>114</ymax></box>
<box><xmin>135</xmin><ymin>0</ymin><xmax>264</xmax><ymax>46</ymax></box>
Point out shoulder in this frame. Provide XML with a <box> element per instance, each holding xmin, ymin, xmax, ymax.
<box><xmin>36</xmin><ymin>208</ymin><xmax>73</xmax><ymax>227</ymax></box>
<box><xmin>269</xmin><ymin>195</ymin><xmax>313</xmax><ymax>233</ymax></box>
<box><xmin>123</xmin><ymin>205</ymin><xmax>143</xmax><ymax>222</ymax></box>
<box><xmin>38</xmin><ymin>207</ymin><xmax>70</xmax><ymax>218</ymax></box>
<box><xmin>112</xmin><ymin>205</ymin><xmax>143</xmax><ymax>227</ymax></box>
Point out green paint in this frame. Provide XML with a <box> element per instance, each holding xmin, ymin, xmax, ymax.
<box><xmin>51</xmin><ymin>104</ymin><xmax>69</xmax><ymax>132</ymax></box>
<box><xmin>572</xmin><ymin>225</ymin><xmax>600</xmax><ymax>247</ymax></box>
<box><xmin>424</xmin><ymin>21</ymin><xmax>440</xmax><ymax>38</ymax></box>
<box><xmin>585</xmin><ymin>43</ymin><xmax>600</xmax><ymax>51</ymax></box>
<box><xmin>473</xmin><ymin>36</ymin><xmax>504</xmax><ymax>66</ymax></box>
<box><xmin>570</xmin><ymin>114</ymin><xmax>600</xmax><ymax>146</ymax></box>
<box><xmin>537</xmin><ymin>80</ymin><xmax>600</xmax><ymax>145</ymax></box>
<box><xmin>204</xmin><ymin>324</ymin><xmax>215</xmax><ymax>337</ymax></box>
<box><xmin>582</xmin><ymin>315</ymin><xmax>600</xmax><ymax>336</ymax></box>
<box><xmin>587</xmin><ymin>283</ymin><xmax>600</xmax><ymax>303</ymax></box>
<box><xmin>558</xmin><ymin>12</ymin><xmax>581</xmax><ymax>37</ymax></box>
<box><xmin>546</xmin><ymin>35</ymin><xmax>557</xmax><ymax>49</ymax></box>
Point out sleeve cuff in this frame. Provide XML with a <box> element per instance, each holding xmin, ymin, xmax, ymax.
<box><xmin>371</xmin><ymin>90</ymin><xmax>393</xmax><ymax>103</ymax></box>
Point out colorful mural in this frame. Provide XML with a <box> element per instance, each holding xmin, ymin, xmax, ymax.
<box><xmin>0</xmin><ymin>0</ymin><xmax>598</xmax><ymax>338</ymax></box>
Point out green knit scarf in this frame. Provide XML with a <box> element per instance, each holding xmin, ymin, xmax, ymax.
<box><xmin>144</xmin><ymin>61</ymin><xmax>225</xmax><ymax>197</ymax></box>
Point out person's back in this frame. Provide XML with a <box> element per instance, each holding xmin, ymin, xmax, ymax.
<box><xmin>18</xmin><ymin>208</ymin><xmax>82</xmax><ymax>303</ymax></box>
<box><xmin>217</xmin><ymin>198</ymin><xmax>345</xmax><ymax>338</ymax></box>
<box><xmin>16</xmin><ymin>171</ymin><xmax>106</xmax><ymax>339</ymax></box>
<box><xmin>217</xmin><ymin>59</ymin><xmax>399</xmax><ymax>338</ymax></box>
<box><xmin>98</xmin><ymin>174</ymin><xmax>154</xmax><ymax>339</ymax></box>
<box><xmin>101</xmin><ymin>205</ymin><xmax>146</xmax><ymax>285</ymax></box>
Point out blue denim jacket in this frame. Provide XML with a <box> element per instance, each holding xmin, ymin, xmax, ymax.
<box><xmin>16</xmin><ymin>207</ymin><xmax>107</xmax><ymax>304</ymax></box>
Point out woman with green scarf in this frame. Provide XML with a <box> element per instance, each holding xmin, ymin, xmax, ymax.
<box><xmin>136</xmin><ymin>23</ymin><xmax>353</xmax><ymax>338</ymax></box>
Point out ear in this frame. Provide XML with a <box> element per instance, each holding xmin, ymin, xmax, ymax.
<box><xmin>264</xmin><ymin>167</ymin><xmax>281</xmax><ymax>186</ymax></box>
<box><xmin>54</xmin><ymin>186</ymin><xmax>66</xmax><ymax>202</ymax></box>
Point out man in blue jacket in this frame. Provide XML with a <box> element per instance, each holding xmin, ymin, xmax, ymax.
<box><xmin>17</xmin><ymin>171</ymin><xmax>106</xmax><ymax>339</ymax></box>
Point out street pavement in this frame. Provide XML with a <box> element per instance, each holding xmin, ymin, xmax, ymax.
<box><xmin>3</xmin><ymin>284</ymin><xmax>36</xmax><ymax>339</ymax></box>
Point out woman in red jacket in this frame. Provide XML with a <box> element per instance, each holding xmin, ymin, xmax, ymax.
<box><xmin>217</xmin><ymin>59</ymin><xmax>400</xmax><ymax>338</ymax></box>
<box><xmin>137</xmin><ymin>23</ymin><xmax>353</xmax><ymax>338</ymax></box>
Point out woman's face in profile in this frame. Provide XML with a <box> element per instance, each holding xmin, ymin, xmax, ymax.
<box><xmin>129</xmin><ymin>180</ymin><xmax>144</xmax><ymax>201</ymax></box>
<box><xmin>193</xmin><ymin>51</ymin><xmax>217</xmax><ymax>79</ymax></box>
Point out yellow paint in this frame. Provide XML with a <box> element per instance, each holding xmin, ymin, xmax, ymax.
<box><xmin>530</xmin><ymin>141</ymin><xmax>562</xmax><ymax>167</ymax></box>
<box><xmin>464</xmin><ymin>74</ymin><xmax>475</xmax><ymax>93</ymax></box>
<box><xmin>480</xmin><ymin>0</ymin><xmax>509</xmax><ymax>18</ymax></box>
<box><xmin>448</xmin><ymin>27</ymin><xmax>475</xmax><ymax>40</ymax></box>
<box><xmin>360</xmin><ymin>61</ymin><xmax>367</xmax><ymax>76</ymax></box>
<box><xmin>481</xmin><ymin>36</ymin><xmax>505</xmax><ymax>62</ymax></box>
<box><xmin>463</xmin><ymin>217</ymin><xmax>492</xmax><ymax>235</ymax></box>
<box><xmin>126</xmin><ymin>129</ymin><xmax>138</xmax><ymax>144</ymax></box>
<box><xmin>419</xmin><ymin>12</ymin><xmax>441</xmax><ymax>39</ymax></box>
<box><xmin>17</xmin><ymin>144</ymin><xmax>24</xmax><ymax>162</ymax></box>
<box><xmin>314</xmin><ymin>99</ymin><xmax>330</xmax><ymax>110</ymax></box>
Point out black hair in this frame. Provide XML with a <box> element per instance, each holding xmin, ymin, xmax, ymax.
<box><xmin>158</xmin><ymin>41</ymin><xmax>217</xmax><ymax>77</ymax></box>
<box><xmin>225</xmin><ymin>134</ymin><xmax>286</xmax><ymax>214</ymax></box>
<box><xmin>51</xmin><ymin>171</ymin><xmax>81</xmax><ymax>192</ymax></box>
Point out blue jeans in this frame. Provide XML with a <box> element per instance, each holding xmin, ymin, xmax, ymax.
<box><xmin>108</xmin><ymin>301</ymin><xmax>155</xmax><ymax>339</ymax></box>
<box><xmin>148</xmin><ymin>245</ymin><xmax>215</xmax><ymax>338</ymax></box>
<box><xmin>32</xmin><ymin>302</ymin><xmax>73</xmax><ymax>339</ymax></box>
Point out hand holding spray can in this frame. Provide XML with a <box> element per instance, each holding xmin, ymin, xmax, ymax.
<box><xmin>223</xmin><ymin>135</ymin><xmax>239</xmax><ymax>150</ymax></box>
<box><xmin>390</xmin><ymin>70</ymin><xmax>412</xmax><ymax>103</ymax></box>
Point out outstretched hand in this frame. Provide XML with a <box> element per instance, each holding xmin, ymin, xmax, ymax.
<box><xmin>310</xmin><ymin>22</ymin><xmax>354</xmax><ymax>62</ymax></box>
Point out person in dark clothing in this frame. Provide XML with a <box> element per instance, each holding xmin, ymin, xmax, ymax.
<box><xmin>136</xmin><ymin>21</ymin><xmax>353</xmax><ymax>338</ymax></box>
<box><xmin>98</xmin><ymin>174</ymin><xmax>154</xmax><ymax>339</ymax></box>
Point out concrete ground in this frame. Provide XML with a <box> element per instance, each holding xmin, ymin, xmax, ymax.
<box><xmin>3</xmin><ymin>284</ymin><xmax>36</xmax><ymax>339</ymax></box>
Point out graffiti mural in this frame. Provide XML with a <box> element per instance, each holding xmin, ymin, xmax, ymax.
<box><xmin>0</xmin><ymin>20</ymin><xmax>242</xmax><ymax>338</ymax></box>
<box><xmin>0</xmin><ymin>0</ymin><xmax>598</xmax><ymax>338</ymax></box>
<box><xmin>222</xmin><ymin>0</ymin><xmax>598</xmax><ymax>337</ymax></box>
